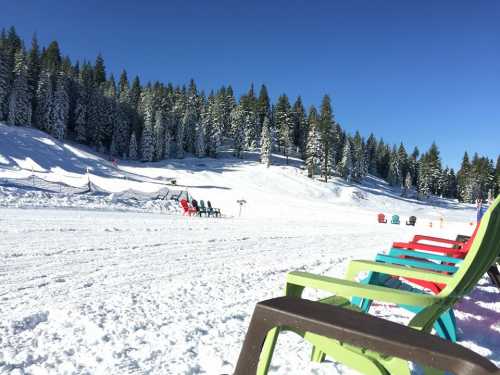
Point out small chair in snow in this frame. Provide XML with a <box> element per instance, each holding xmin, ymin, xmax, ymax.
<box><xmin>406</xmin><ymin>216</ymin><xmax>416</xmax><ymax>226</ymax></box>
<box><xmin>391</xmin><ymin>214</ymin><xmax>400</xmax><ymax>225</ymax></box>
<box><xmin>207</xmin><ymin>200</ymin><xmax>221</xmax><ymax>217</ymax></box>
<box><xmin>377</xmin><ymin>213</ymin><xmax>387</xmax><ymax>224</ymax></box>
<box><xmin>198</xmin><ymin>200</ymin><xmax>209</xmax><ymax>217</ymax></box>
<box><xmin>191</xmin><ymin>199</ymin><xmax>200</xmax><ymax>215</ymax></box>
<box><xmin>180</xmin><ymin>199</ymin><xmax>196</xmax><ymax>216</ymax></box>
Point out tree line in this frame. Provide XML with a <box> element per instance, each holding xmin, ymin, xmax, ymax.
<box><xmin>0</xmin><ymin>26</ymin><xmax>498</xmax><ymax>202</ymax></box>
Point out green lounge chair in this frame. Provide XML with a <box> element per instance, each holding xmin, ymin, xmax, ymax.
<box><xmin>198</xmin><ymin>200</ymin><xmax>209</xmax><ymax>217</ymax></box>
<box><xmin>391</xmin><ymin>214</ymin><xmax>400</xmax><ymax>224</ymax></box>
<box><xmin>235</xmin><ymin>297</ymin><xmax>500</xmax><ymax>375</ymax></box>
<box><xmin>254</xmin><ymin>195</ymin><xmax>500</xmax><ymax>375</ymax></box>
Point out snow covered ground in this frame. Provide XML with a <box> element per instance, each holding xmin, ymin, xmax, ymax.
<box><xmin>0</xmin><ymin>123</ymin><xmax>498</xmax><ymax>374</ymax></box>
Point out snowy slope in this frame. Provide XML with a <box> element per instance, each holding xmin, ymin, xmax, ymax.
<box><xmin>0</xmin><ymin>123</ymin><xmax>475</xmax><ymax>223</ymax></box>
<box><xmin>0</xmin><ymin>123</ymin><xmax>498</xmax><ymax>375</ymax></box>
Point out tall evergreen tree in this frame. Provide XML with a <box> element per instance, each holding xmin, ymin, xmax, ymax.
<box><xmin>260</xmin><ymin>116</ymin><xmax>272</xmax><ymax>167</ymax></box>
<box><xmin>8</xmin><ymin>49</ymin><xmax>31</xmax><ymax>126</ymax></box>
<box><xmin>128</xmin><ymin>132</ymin><xmax>138</xmax><ymax>160</ymax></box>
<box><xmin>319</xmin><ymin>95</ymin><xmax>334</xmax><ymax>181</ymax></box>
<box><xmin>339</xmin><ymin>136</ymin><xmax>353</xmax><ymax>182</ymax></box>
<box><xmin>0</xmin><ymin>49</ymin><xmax>11</xmax><ymax>120</ymax></box>
<box><xmin>275</xmin><ymin>94</ymin><xmax>292</xmax><ymax>163</ymax></box>
<box><xmin>305</xmin><ymin>106</ymin><xmax>320</xmax><ymax>178</ymax></box>
<box><xmin>231</xmin><ymin>104</ymin><xmax>245</xmax><ymax>158</ymax></box>
<box><xmin>140</xmin><ymin>90</ymin><xmax>154</xmax><ymax>162</ymax></box>
<box><xmin>49</xmin><ymin>72</ymin><xmax>69</xmax><ymax>140</ymax></box>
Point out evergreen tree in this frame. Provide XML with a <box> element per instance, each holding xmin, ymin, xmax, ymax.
<box><xmin>339</xmin><ymin>136</ymin><xmax>353</xmax><ymax>182</ymax></box>
<box><xmin>305</xmin><ymin>106</ymin><xmax>320</xmax><ymax>178</ymax></box>
<box><xmin>352</xmin><ymin>131</ymin><xmax>367</xmax><ymax>182</ymax></box>
<box><xmin>231</xmin><ymin>104</ymin><xmax>245</xmax><ymax>158</ymax></box>
<box><xmin>49</xmin><ymin>72</ymin><xmax>69</xmax><ymax>140</ymax></box>
<box><xmin>153</xmin><ymin>110</ymin><xmax>165</xmax><ymax>160</ymax></box>
<box><xmin>128</xmin><ymin>132</ymin><xmax>138</xmax><ymax>160</ymax></box>
<box><xmin>387</xmin><ymin>145</ymin><xmax>401</xmax><ymax>186</ymax></box>
<box><xmin>194</xmin><ymin>117</ymin><xmax>206</xmax><ymax>158</ymax></box>
<box><xmin>8</xmin><ymin>49</ymin><xmax>31</xmax><ymax>126</ymax></box>
<box><xmin>457</xmin><ymin>152</ymin><xmax>471</xmax><ymax>202</ymax></box>
<box><xmin>319</xmin><ymin>95</ymin><xmax>334</xmax><ymax>181</ymax></box>
<box><xmin>141</xmin><ymin>90</ymin><xmax>154</xmax><ymax>162</ymax></box>
<box><xmin>403</xmin><ymin>171</ymin><xmax>412</xmax><ymax>196</ymax></box>
<box><xmin>275</xmin><ymin>94</ymin><xmax>292</xmax><ymax>163</ymax></box>
<box><xmin>27</xmin><ymin>35</ymin><xmax>40</xmax><ymax>115</ymax></box>
<box><xmin>260</xmin><ymin>116</ymin><xmax>272</xmax><ymax>167</ymax></box>
<box><xmin>257</xmin><ymin>84</ymin><xmax>270</xmax><ymax>128</ymax></box>
<box><xmin>0</xmin><ymin>49</ymin><xmax>9</xmax><ymax>120</ymax></box>
<box><xmin>73</xmin><ymin>90</ymin><xmax>87</xmax><ymax>143</ymax></box>
<box><xmin>366</xmin><ymin>133</ymin><xmax>378</xmax><ymax>175</ymax></box>
<box><xmin>291</xmin><ymin>96</ymin><xmax>307</xmax><ymax>156</ymax></box>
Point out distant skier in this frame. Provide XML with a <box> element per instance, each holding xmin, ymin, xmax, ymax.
<box><xmin>112</xmin><ymin>159</ymin><xmax>118</xmax><ymax>168</ymax></box>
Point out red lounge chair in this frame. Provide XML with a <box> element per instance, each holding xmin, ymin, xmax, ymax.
<box><xmin>180</xmin><ymin>199</ymin><xmax>196</xmax><ymax>216</ymax></box>
<box><xmin>377</xmin><ymin>213</ymin><xmax>387</xmax><ymax>223</ymax></box>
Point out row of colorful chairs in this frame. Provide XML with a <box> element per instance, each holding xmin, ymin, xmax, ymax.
<box><xmin>378</xmin><ymin>213</ymin><xmax>416</xmax><ymax>226</ymax></box>
<box><xmin>179</xmin><ymin>198</ymin><xmax>221</xmax><ymax>217</ymax></box>
<box><xmin>235</xmin><ymin>196</ymin><xmax>500</xmax><ymax>374</ymax></box>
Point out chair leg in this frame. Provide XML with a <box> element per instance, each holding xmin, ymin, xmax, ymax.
<box><xmin>487</xmin><ymin>264</ymin><xmax>500</xmax><ymax>289</ymax></box>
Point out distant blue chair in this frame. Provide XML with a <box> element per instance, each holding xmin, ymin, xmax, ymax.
<box><xmin>391</xmin><ymin>214</ymin><xmax>400</xmax><ymax>225</ymax></box>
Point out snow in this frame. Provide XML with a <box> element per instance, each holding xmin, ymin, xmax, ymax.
<box><xmin>0</xmin><ymin>123</ymin><xmax>498</xmax><ymax>374</ymax></box>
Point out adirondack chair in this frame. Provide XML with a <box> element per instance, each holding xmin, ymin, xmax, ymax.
<box><xmin>198</xmin><ymin>200</ymin><xmax>209</xmax><ymax>217</ymax></box>
<box><xmin>179</xmin><ymin>198</ymin><xmax>196</xmax><ymax>216</ymax></box>
<box><xmin>406</xmin><ymin>216</ymin><xmax>417</xmax><ymax>226</ymax></box>
<box><xmin>391</xmin><ymin>214</ymin><xmax>400</xmax><ymax>224</ymax></box>
<box><xmin>235</xmin><ymin>296</ymin><xmax>500</xmax><ymax>375</ymax></box>
<box><xmin>378</xmin><ymin>213</ymin><xmax>387</xmax><ymax>223</ymax></box>
<box><xmin>207</xmin><ymin>200</ymin><xmax>221</xmax><ymax>217</ymax></box>
<box><xmin>253</xmin><ymin>195</ymin><xmax>500</xmax><ymax>375</ymax></box>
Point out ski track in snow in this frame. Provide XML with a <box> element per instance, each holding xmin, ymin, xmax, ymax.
<box><xmin>0</xmin><ymin>208</ymin><xmax>498</xmax><ymax>375</ymax></box>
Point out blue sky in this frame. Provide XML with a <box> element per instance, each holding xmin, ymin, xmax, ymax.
<box><xmin>1</xmin><ymin>0</ymin><xmax>499</xmax><ymax>168</ymax></box>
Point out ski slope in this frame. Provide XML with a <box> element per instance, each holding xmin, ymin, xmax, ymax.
<box><xmin>0</xmin><ymin>123</ymin><xmax>498</xmax><ymax>374</ymax></box>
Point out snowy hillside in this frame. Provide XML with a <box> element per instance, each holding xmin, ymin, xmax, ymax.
<box><xmin>0</xmin><ymin>123</ymin><xmax>474</xmax><ymax>222</ymax></box>
<box><xmin>0</xmin><ymin>123</ymin><xmax>498</xmax><ymax>375</ymax></box>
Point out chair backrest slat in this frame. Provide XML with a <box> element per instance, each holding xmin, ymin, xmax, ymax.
<box><xmin>440</xmin><ymin>196</ymin><xmax>500</xmax><ymax>300</ymax></box>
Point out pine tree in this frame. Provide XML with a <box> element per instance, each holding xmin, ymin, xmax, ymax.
<box><xmin>260</xmin><ymin>116</ymin><xmax>272</xmax><ymax>167</ymax></box>
<box><xmin>387</xmin><ymin>145</ymin><xmax>401</xmax><ymax>186</ymax></box>
<box><xmin>73</xmin><ymin>91</ymin><xmax>87</xmax><ymax>143</ymax></box>
<box><xmin>194</xmin><ymin>118</ymin><xmax>206</xmax><ymax>158</ymax></box>
<box><xmin>457</xmin><ymin>152</ymin><xmax>471</xmax><ymax>202</ymax></box>
<box><xmin>231</xmin><ymin>104</ymin><xmax>245</xmax><ymax>158</ymax></box>
<box><xmin>49</xmin><ymin>72</ymin><xmax>69</xmax><ymax>140</ymax></box>
<box><xmin>339</xmin><ymin>137</ymin><xmax>353</xmax><ymax>182</ymax></box>
<box><xmin>8</xmin><ymin>49</ymin><xmax>32</xmax><ymax>126</ymax></box>
<box><xmin>128</xmin><ymin>132</ymin><xmax>138</xmax><ymax>160</ymax></box>
<box><xmin>0</xmin><ymin>49</ymin><xmax>9</xmax><ymax>120</ymax></box>
<box><xmin>153</xmin><ymin>110</ymin><xmax>165</xmax><ymax>160</ymax></box>
<box><xmin>257</xmin><ymin>84</ymin><xmax>270</xmax><ymax>129</ymax></box>
<box><xmin>141</xmin><ymin>90</ymin><xmax>154</xmax><ymax>162</ymax></box>
<box><xmin>352</xmin><ymin>131</ymin><xmax>367</xmax><ymax>182</ymax></box>
<box><xmin>319</xmin><ymin>95</ymin><xmax>334</xmax><ymax>181</ymax></box>
<box><xmin>291</xmin><ymin>96</ymin><xmax>307</xmax><ymax>156</ymax></box>
<box><xmin>275</xmin><ymin>94</ymin><xmax>292</xmax><ymax>163</ymax></box>
<box><xmin>366</xmin><ymin>133</ymin><xmax>378</xmax><ymax>175</ymax></box>
<box><xmin>305</xmin><ymin>106</ymin><xmax>320</xmax><ymax>178</ymax></box>
<box><xmin>27</xmin><ymin>35</ymin><xmax>40</xmax><ymax>114</ymax></box>
<box><xmin>164</xmin><ymin>126</ymin><xmax>172</xmax><ymax>159</ymax></box>
<box><xmin>403</xmin><ymin>171</ymin><xmax>412</xmax><ymax>196</ymax></box>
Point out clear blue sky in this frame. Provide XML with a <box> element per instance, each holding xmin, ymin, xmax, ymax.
<box><xmin>1</xmin><ymin>0</ymin><xmax>499</xmax><ymax>169</ymax></box>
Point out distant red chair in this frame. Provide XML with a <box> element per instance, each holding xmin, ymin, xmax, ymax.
<box><xmin>180</xmin><ymin>199</ymin><xmax>196</xmax><ymax>216</ymax></box>
<box><xmin>377</xmin><ymin>213</ymin><xmax>387</xmax><ymax>223</ymax></box>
